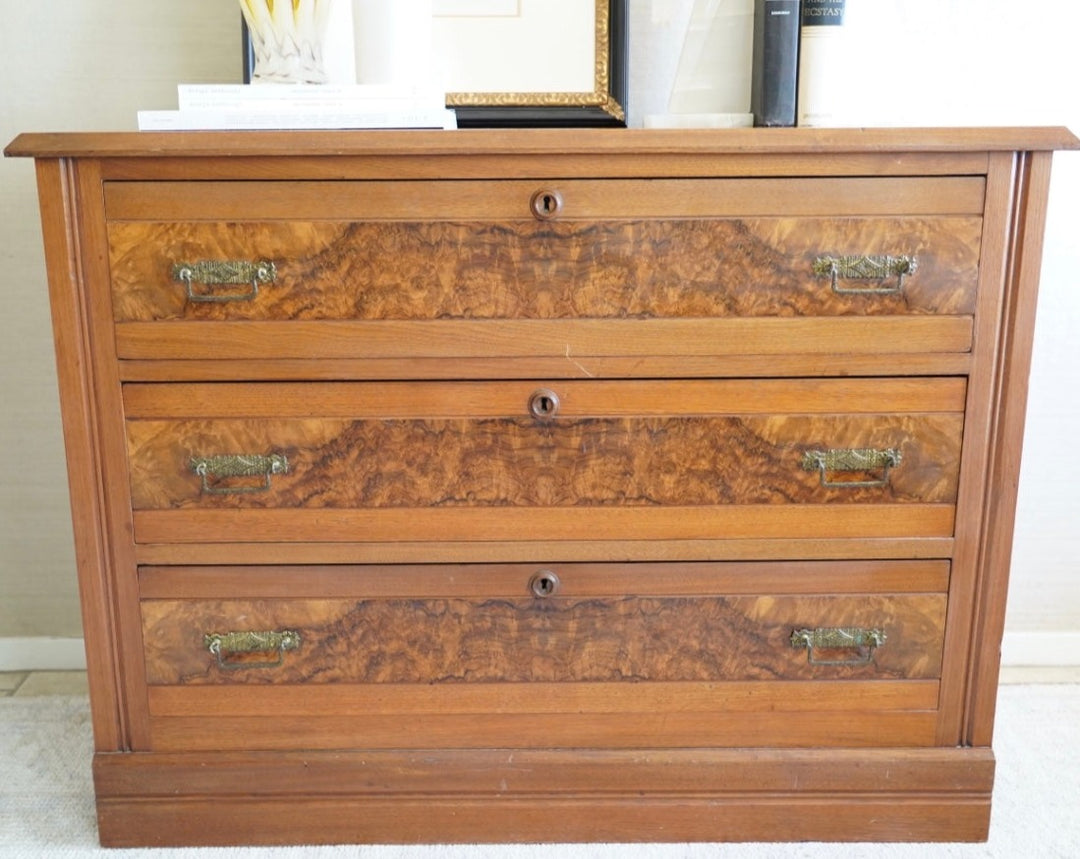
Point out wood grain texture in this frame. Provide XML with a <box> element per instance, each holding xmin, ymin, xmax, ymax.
<box><xmin>32</xmin><ymin>159</ymin><xmax>126</xmax><ymax>752</ymax></box>
<box><xmin>146</xmin><ymin>710</ymin><xmax>941</xmax><ymax>752</ymax></box>
<box><xmin>136</xmin><ymin>559</ymin><xmax>951</xmax><ymax>599</ymax></box>
<box><xmin>123</xmin><ymin>378</ymin><xmax>969</xmax><ymax>418</ymax></box>
<box><xmin>965</xmin><ymin>152</ymin><xmax>1056</xmax><ymax>746</ymax></box>
<box><xmin>126</xmin><ymin>414</ymin><xmax>963</xmax><ymax>510</ymax></box>
<box><xmin>141</xmin><ymin>681</ymin><xmax>942</xmax><ymax>751</ymax></box>
<box><xmin>147</xmin><ymin>679</ymin><xmax>941</xmax><ymax>717</ymax></box>
<box><xmin>131</xmin><ymin>536</ymin><xmax>957</xmax><ymax>566</ymax></box>
<box><xmin>115</xmin><ymin>353</ymin><xmax>976</xmax><ymax>383</ymax></box>
<box><xmin>93</xmin><ymin>152</ymin><xmax>992</xmax><ymax>183</ymax></box>
<box><xmin>10</xmin><ymin>125</ymin><xmax>1078</xmax><ymax>159</ymax></box>
<box><xmin>140</xmin><ymin>593</ymin><xmax>946</xmax><ymax>685</ymax></box>
<box><xmin>95</xmin><ymin>794</ymin><xmax>989</xmax><ymax>846</ymax></box>
<box><xmin>95</xmin><ymin>746</ymin><xmax>994</xmax><ymax>797</ymax></box>
<box><xmin>75</xmin><ymin>159</ymin><xmax>159</xmax><ymax>751</ymax></box>
<box><xmin>108</xmin><ymin>217</ymin><xmax>980</xmax><ymax>322</ymax></box>
<box><xmin>131</xmin><ymin>504</ymin><xmax>957</xmax><ymax>545</ymax></box>
<box><xmin>113</xmin><ymin>317</ymin><xmax>975</xmax><ymax>362</ymax></box>
<box><xmin>91</xmin><ymin>745</ymin><xmax>997</xmax><ymax>845</ymax></box>
<box><xmin>102</xmin><ymin>178</ymin><xmax>987</xmax><ymax>221</ymax></box>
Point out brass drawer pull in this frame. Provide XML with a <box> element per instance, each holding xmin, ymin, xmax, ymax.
<box><xmin>205</xmin><ymin>630</ymin><xmax>301</xmax><ymax>671</ymax></box>
<box><xmin>801</xmin><ymin>447</ymin><xmax>901</xmax><ymax>489</ymax></box>
<box><xmin>171</xmin><ymin>259</ymin><xmax>276</xmax><ymax>303</ymax></box>
<box><xmin>790</xmin><ymin>627</ymin><xmax>887</xmax><ymax>666</ymax></box>
<box><xmin>190</xmin><ymin>453</ymin><xmax>289</xmax><ymax>495</ymax></box>
<box><xmin>813</xmin><ymin>254</ymin><xmax>917</xmax><ymax>295</ymax></box>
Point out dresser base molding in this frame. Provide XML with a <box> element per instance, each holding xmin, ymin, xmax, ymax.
<box><xmin>94</xmin><ymin>748</ymin><xmax>994</xmax><ymax>846</ymax></box>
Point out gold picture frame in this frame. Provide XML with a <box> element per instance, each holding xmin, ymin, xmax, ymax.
<box><xmin>438</xmin><ymin>0</ymin><xmax>627</xmax><ymax>126</ymax></box>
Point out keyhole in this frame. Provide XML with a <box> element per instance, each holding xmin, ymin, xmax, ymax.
<box><xmin>529</xmin><ymin>388</ymin><xmax>560</xmax><ymax>420</ymax></box>
<box><xmin>530</xmin><ymin>571</ymin><xmax>560</xmax><ymax>598</ymax></box>
<box><xmin>530</xmin><ymin>189</ymin><xmax>563</xmax><ymax>220</ymax></box>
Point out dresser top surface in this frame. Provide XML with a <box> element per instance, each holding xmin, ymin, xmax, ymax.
<box><xmin>6</xmin><ymin>126</ymin><xmax>1078</xmax><ymax>160</ymax></box>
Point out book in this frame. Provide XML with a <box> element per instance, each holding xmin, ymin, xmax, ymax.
<box><xmin>751</xmin><ymin>0</ymin><xmax>801</xmax><ymax>127</ymax></box>
<box><xmin>137</xmin><ymin>108</ymin><xmax>458</xmax><ymax>131</ymax></box>
<box><xmin>796</xmin><ymin>0</ymin><xmax>847</xmax><ymax>126</ymax></box>
<box><xmin>176</xmin><ymin>83</ymin><xmax>446</xmax><ymax>114</ymax></box>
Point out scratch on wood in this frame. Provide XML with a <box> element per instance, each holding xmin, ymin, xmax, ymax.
<box><xmin>566</xmin><ymin>344</ymin><xmax>596</xmax><ymax>377</ymax></box>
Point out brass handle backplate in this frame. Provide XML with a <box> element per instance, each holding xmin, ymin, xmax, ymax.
<box><xmin>790</xmin><ymin>627</ymin><xmax>887</xmax><ymax>666</ymax></box>
<box><xmin>171</xmin><ymin>259</ymin><xmax>276</xmax><ymax>303</ymax></box>
<box><xmin>813</xmin><ymin>255</ymin><xmax>917</xmax><ymax>294</ymax></box>
<box><xmin>205</xmin><ymin>629</ymin><xmax>301</xmax><ymax>671</ymax></box>
<box><xmin>801</xmin><ymin>448</ymin><xmax>901</xmax><ymax>489</ymax></box>
<box><xmin>191</xmin><ymin>453</ymin><xmax>289</xmax><ymax>495</ymax></box>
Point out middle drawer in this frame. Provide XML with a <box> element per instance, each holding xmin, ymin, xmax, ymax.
<box><xmin>125</xmin><ymin>378</ymin><xmax>964</xmax><ymax>546</ymax></box>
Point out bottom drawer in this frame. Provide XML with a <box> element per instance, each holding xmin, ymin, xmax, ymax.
<box><xmin>139</xmin><ymin>561</ymin><xmax>949</xmax><ymax>751</ymax></box>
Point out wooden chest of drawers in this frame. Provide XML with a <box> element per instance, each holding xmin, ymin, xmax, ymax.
<box><xmin>7</xmin><ymin>127</ymin><xmax>1076</xmax><ymax>846</ymax></box>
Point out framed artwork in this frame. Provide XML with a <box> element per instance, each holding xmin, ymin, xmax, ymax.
<box><xmin>436</xmin><ymin>0</ymin><xmax>627</xmax><ymax>127</ymax></box>
<box><xmin>242</xmin><ymin>0</ymin><xmax>628</xmax><ymax>127</ymax></box>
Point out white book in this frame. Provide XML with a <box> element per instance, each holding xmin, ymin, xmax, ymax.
<box><xmin>177</xmin><ymin>83</ymin><xmax>446</xmax><ymax>113</ymax></box>
<box><xmin>796</xmin><ymin>0</ymin><xmax>850</xmax><ymax>127</ymax></box>
<box><xmin>138</xmin><ymin>108</ymin><xmax>458</xmax><ymax>131</ymax></box>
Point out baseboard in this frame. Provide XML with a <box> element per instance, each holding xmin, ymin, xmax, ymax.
<box><xmin>1</xmin><ymin>633</ymin><xmax>1077</xmax><ymax>673</ymax></box>
<box><xmin>1000</xmin><ymin>632</ymin><xmax>1080</xmax><ymax>667</ymax></box>
<box><xmin>0</xmin><ymin>638</ymin><xmax>86</xmax><ymax>671</ymax></box>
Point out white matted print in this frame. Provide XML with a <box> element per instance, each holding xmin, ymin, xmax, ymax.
<box><xmin>434</xmin><ymin>0</ymin><xmax>594</xmax><ymax>94</ymax></box>
<box><xmin>434</xmin><ymin>0</ymin><xmax>520</xmax><ymax>15</ymax></box>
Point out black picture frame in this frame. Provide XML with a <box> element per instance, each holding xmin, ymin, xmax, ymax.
<box><xmin>242</xmin><ymin>0</ymin><xmax>627</xmax><ymax>128</ymax></box>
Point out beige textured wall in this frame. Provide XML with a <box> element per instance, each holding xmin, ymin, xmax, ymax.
<box><xmin>0</xmin><ymin>0</ymin><xmax>1077</xmax><ymax>649</ymax></box>
<box><xmin>0</xmin><ymin>0</ymin><xmax>238</xmax><ymax>638</ymax></box>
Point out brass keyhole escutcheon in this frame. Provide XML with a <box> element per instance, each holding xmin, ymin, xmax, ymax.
<box><xmin>529</xmin><ymin>388</ymin><xmax>561</xmax><ymax>420</ymax></box>
<box><xmin>530</xmin><ymin>189</ymin><xmax>563</xmax><ymax>220</ymax></box>
<box><xmin>530</xmin><ymin>570</ymin><xmax>561</xmax><ymax>598</ymax></box>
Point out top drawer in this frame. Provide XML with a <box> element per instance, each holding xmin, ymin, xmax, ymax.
<box><xmin>105</xmin><ymin>178</ymin><xmax>984</xmax><ymax>362</ymax></box>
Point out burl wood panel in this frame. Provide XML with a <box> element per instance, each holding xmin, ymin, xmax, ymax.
<box><xmin>126</xmin><ymin>414</ymin><xmax>963</xmax><ymax>510</ymax></box>
<box><xmin>141</xmin><ymin>593</ymin><xmax>946</xmax><ymax>685</ymax></box>
<box><xmin>107</xmin><ymin>217</ymin><xmax>980</xmax><ymax>322</ymax></box>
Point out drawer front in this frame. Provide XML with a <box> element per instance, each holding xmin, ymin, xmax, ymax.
<box><xmin>125</xmin><ymin>379</ymin><xmax>964</xmax><ymax>544</ymax></box>
<box><xmin>139</xmin><ymin>561</ymin><xmax>948</xmax><ymax>751</ymax></box>
<box><xmin>105</xmin><ymin>178</ymin><xmax>982</xmax><ymax>361</ymax></box>
<box><xmin>109</xmin><ymin>217</ymin><xmax>980</xmax><ymax>322</ymax></box>
<box><xmin>144</xmin><ymin>595</ymin><xmax>944</xmax><ymax>685</ymax></box>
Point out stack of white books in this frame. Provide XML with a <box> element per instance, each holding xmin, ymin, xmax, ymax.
<box><xmin>138</xmin><ymin>84</ymin><xmax>456</xmax><ymax>131</ymax></box>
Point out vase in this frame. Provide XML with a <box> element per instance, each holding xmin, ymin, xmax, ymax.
<box><xmin>239</xmin><ymin>0</ymin><xmax>334</xmax><ymax>84</ymax></box>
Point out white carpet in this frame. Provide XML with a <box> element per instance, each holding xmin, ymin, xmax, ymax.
<box><xmin>1</xmin><ymin>686</ymin><xmax>1077</xmax><ymax>858</ymax></box>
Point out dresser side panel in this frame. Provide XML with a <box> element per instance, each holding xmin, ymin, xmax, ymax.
<box><xmin>965</xmin><ymin>152</ymin><xmax>1055</xmax><ymax>746</ymax></box>
<box><xmin>32</xmin><ymin>158</ymin><xmax>124</xmax><ymax>751</ymax></box>
<box><xmin>938</xmin><ymin>151</ymin><xmax>1017</xmax><ymax>744</ymax></box>
<box><xmin>74</xmin><ymin>160</ymin><xmax>157</xmax><ymax>749</ymax></box>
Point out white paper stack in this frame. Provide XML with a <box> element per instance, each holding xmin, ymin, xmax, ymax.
<box><xmin>138</xmin><ymin>84</ymin><xmax>456</xmax><ymax>131</ymax></box>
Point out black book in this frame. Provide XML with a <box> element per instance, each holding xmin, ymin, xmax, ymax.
<box><xmin>751</xmin><ymin>0</ymin><xmax>801</xmax><ymax>127</ymax></box>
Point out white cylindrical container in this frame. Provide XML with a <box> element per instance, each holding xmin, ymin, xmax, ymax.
<box><xmin>353</xmin><ymin>0</ymin><xmax>433</xmax><ymax>86</ymax></box>
<box><xmin>667</xmin><ymin>0</ymin><xmax>754</xmax><ymax>116</ymax></box>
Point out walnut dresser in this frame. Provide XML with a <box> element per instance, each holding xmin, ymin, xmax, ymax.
<box><xmin>6</xmin><ymin>127</ymin><xmax>1077</xmax><ymax>846</ymax></box>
